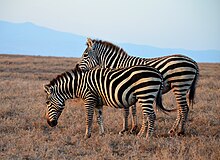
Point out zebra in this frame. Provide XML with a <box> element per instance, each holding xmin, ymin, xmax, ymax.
<box><xmin>78</xmin><ymin>38</ymin><xmax>199</xmax><ymax>136</ymax></box>
<box><xmin>44</xmin><ymin>64</ymin><xmax>173</xmax><ymax>139</ymax></box>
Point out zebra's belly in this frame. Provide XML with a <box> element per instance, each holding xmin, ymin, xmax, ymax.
<box><xmin>103</xmin><ymin>94</ymin><xmax>137</xmax><ymax>109</ymax></box>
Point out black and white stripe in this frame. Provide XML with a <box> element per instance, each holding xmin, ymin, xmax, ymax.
<box><xmin>78</xmin><ymin>38</ymin><xmax>199</xmax><ymax>136</ymax></box>
<box><xmin>44</xmin><ymin>65</ymin><xmax>170</xmax><ymax>138</ymax></box>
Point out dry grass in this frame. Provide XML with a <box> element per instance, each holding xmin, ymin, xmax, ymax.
<box><xmin>0</xmin><ymin>54</ymin><xmax>219</xmax><ymax>160</ymax></box>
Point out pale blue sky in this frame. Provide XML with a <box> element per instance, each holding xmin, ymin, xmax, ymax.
<box><xmin>0</xmin><ymin>0</ymin><xmax>219</xmax><ymax>50</ymax></box>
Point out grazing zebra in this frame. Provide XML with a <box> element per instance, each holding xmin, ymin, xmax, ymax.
<box><xmin>78</xmin><ymin>38</ymin><xmax>199</xmax><ymax>136</ymax></box>
<box><xmin>44</xmin><ymin>65</ymin><xmax>172</xmax><ymax>138</ymax></box>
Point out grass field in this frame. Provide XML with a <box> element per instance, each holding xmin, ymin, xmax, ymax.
<box><xmin>0</xmin><ymin>54</ymin><xmax>219</xmax><ymax>159</ymax></box>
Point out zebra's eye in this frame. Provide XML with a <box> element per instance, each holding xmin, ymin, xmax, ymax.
<box><xmin>84</xmin><ymin>51</ymin><xmax>89</xmax><ymax>56</ymax></box>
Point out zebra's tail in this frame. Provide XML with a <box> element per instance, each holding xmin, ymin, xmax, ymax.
<box><xmin>188</xmin><ymin>71</ymin><xmax>199</xmax><ymax>108</ymax></box>
<box><xmin>155</xmin><ymin>83</ymin><xmax>177</xmax><ymax>113</ymax></box>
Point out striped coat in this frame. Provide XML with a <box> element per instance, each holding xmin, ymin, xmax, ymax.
<box><xmin>78</xmin><ymin>38</ymin><xmax>199</xmax><ymax>136</ymax></box>
<box><xmin>44</xmin><ymin>65</ymin><xmax>171</xmax><ymax>138</ymax></box>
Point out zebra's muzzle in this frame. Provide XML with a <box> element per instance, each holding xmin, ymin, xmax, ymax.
<box><xmin>47</xmin><ymin>119</ymin><xmax>58</xmax><ymax>127</ymax></box>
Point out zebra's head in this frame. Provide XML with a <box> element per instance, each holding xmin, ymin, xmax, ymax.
<box><xmin>78</xmin><ymin>38</ymin><xmax>100</xmax><ymax>71</ymax></box>
<box><xmin>44</xmin><ymin>84</ymin><xmax>65</xmax><ymax>127</ymax></box>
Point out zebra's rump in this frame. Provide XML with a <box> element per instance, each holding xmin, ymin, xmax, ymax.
<box><xmin>146</xmin><ymin>54</ymin><xmax>198</xmax><ymax>77</ymax></box>
<box><xmin>145</xmin><ymin>54</ymin><xmax>199</xmax><ymax>88</ymax></box>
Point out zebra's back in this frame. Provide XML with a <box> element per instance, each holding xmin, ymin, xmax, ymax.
<box><xmin>145</xmin><ymin>54</ymin><xmax>199</xmax><ymax>79</ymax></box>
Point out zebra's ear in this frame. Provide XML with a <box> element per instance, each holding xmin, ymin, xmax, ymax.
<box><xmin>87</xmin><ymin>37</ymin><xmax>93</xmax><ymax>48</ymax></box>
<box><xmin>43</xmin><ymin>84</ymin><xmax>52</xmax><ymax>94</ymax></box>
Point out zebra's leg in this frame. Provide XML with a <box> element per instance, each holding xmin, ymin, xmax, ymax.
<box><xmin>177</xmin><ymin>102</ymin><xmax>189</xmax><ymax>136</ymax></box>
<box><xmin>84</xmin><ymin>101</ymin><xmax>95</xmax><ymax>139</ymax></box>
<box><xmin>137</xmin><ymin>100</ymin><xmax>156</xmax><ymax>139</ymax></box>
<box><xmin>119</xmin><ymin>107</ymin><xmax>129</xmax><ymax>135</ymax></box>
<box><xmin>176</xmin><ymin>94</ymin><xmax>189</xmax><ymax>136</ymax></box>
<box><xmin>138</xmin><ymin>112</ymin><xmax>156</xmax><ymax>139</ymax></box>
<box><xmin>169</xmin><ymin>88</ymin><xmax>189</xmax><ymax>136</ymax></box>
<box><xmin>137</xmin><ymin>114</ymin><xmax>148</xmax><ymax>138</ymax></box>
<box><xmin>95</xmin><ymin>106</ymin><xmax>104</xmax><ymax>136</ymax></box>
<box><xmin>169</xmin><ymin>108</ymin><xmax>181</xmax><ymax>136</ymax></box>
<box><xmin>146</xmin><ymin>112</ymin><xmax>156</xmax><ymax>139</ymax></box>
<box><xmin>130</xmin><ymin>104</ymin><xmax>138</xmax><ymax>134</ymax></box>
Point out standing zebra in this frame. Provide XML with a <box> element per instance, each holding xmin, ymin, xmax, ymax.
<box><xmin>78</xmin><ymin>38</ymin><xmax>199</xmax><ymax>136</ymax></box>
<box><xmin>44</xmin><ymin>65</ymin><xmax>172</xmax><ymax>138</ymax></box>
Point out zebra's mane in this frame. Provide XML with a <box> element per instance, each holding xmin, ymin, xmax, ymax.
<box><xmin>48</xmin><ymin>72</ymin><xmax>69</xmax><ymax>87</ymax></box>
<box><xmin>92</xmin><ymin>39</ymin><xmax>196</xmax><ymax>63</ymax></box>
<box><xmin>48</xmin><ymin>64</ymin><xmax>84</xmax><ymax>87</ymax></box>
<box><xmin>93</xmin><ymin>39</ymin><xmax>129</xmax><ymax>56</ymax></box>
<box><xmin>93</xmin><ymin>40</ymin><xmax>197</xmax><ymax>62</ymax></box>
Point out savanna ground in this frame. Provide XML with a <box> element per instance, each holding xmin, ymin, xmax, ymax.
<box><xmin>0</xmin><ymin>54</ymin><xmax>219</xmax><ymax>160</ymax></box>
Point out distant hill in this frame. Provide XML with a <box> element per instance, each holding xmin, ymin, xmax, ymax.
<box><xmin>119</xmin><ymin>43</ymin><xmax>220</xmax><ymax>63</ymax></box>
<box><xmin>0</xmin><ymin>20</ymin><xmax>85</xmax><ymax>57</ymax></box>
<box><xmin>0</xmin><ymin>20</ymin><xmax>219</xmax><ymax>62</ymax></box>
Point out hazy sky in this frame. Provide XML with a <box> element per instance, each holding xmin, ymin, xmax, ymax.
<box><xmin>0</xmin><ymin>0</ymin><xmax>219</xmax><ymax>50</ymax></box>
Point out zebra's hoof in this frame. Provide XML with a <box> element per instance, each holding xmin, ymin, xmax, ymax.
<box><xmin>169</xmin><ymin>129</ymin><xmax>176</xmax><ymax>137</ymax></box>
<box><xmin>177</xmin><ymin>131</ymin><xmax>185</xmax><ymax>136</ymax></box>
<box><xmin>99</xmin><ymin>133</ymin><xmax>105</xmax><ymax>137</ymax></box>
<box><xmin>137</xmin><ymin>132</ymin><xmax>145</xmax><ymax>138</ymax></box>
<box><xmin>119</xmin><ymin>129</ymin><xmax>128</xmax><ymax>136</ymax></box>
<box><xmin>130</xmin><ymin>126</ymin><xmax>138</xmax><ymax>135</ymax></box>
<box><xmin>84</xmin><ymin>134</ymin><xmax>91</xmax><ymax>139</ymax></box>
<box><xmin>146</xmin><ymin>134</ymin><xmax>153</xmax><ymax>140</ymax></box>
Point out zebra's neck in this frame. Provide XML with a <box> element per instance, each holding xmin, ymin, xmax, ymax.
<box><xmin>50</xmin><ymin>71</ymin><xmax>74</xmax><ymax>102</ymax></box>
<box><xmin>95</xmin><ymin>44</ymin><xmax>145</xmax><ymax>68</ymax></box>
<box><xmin>74</xmin><ymin>71</ymin><xmax>88</xmax><ymax>99</ymax></box>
